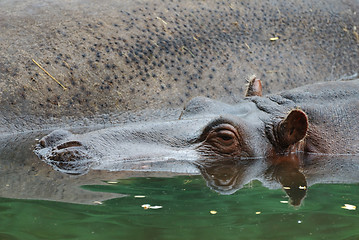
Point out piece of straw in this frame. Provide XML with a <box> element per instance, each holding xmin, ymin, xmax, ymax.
<box><xmin>32</xmin><ymin>59</ymin><xmax>67</xmax><ymax>90</ymax></box>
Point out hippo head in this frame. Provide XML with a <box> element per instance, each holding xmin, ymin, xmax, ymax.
<box><xmin>192</xmin><ymin>102</ymin><xmax>308</xmax><ymax>161</ymax></box>
<box><xmin>186</xmin><ymin>77</ymin><xmax>308</xmax><ymax>161</ymax></box>
<box><xmin>35</xmin><ymin>78</ymin><xmax>309</xmax><ymax>174</ymax></box>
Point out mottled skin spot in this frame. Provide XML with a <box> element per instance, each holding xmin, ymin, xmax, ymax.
<box><xmin>0</xmin><ymin>0</ymin><xmax>358</xmax><ymax>133</ymax></box>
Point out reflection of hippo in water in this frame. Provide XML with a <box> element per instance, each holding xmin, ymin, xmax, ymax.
<box><xmin>35</xmin><ymin>78</ymin><xmax>359</xmax><ymax>175</ymax></box>
<box><xmin>197</xmin><ymin>153</ymin><xmax>359</xmax><ymax>206</ymax></box>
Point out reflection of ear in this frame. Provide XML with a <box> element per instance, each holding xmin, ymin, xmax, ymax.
<box><xmin>275</xmin><ymin>109</ymin><xmax>308</xmax><ymax>149</ymax></box>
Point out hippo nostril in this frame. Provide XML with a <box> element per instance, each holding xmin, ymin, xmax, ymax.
<box><xmin>56</xmin><ymin>141</ymin><xmax>83</xmax><ymax>150</ymax></box>
<box><xmin>39</xmin><ymin>139</ymin><xmax>46</xmax><ymax>147</ymax></box>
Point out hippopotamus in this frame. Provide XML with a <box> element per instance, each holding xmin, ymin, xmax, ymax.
<box><xmin>35</xmin><ymin>78</ymin><xmax>359</xmax><ymax>175</ymax></box>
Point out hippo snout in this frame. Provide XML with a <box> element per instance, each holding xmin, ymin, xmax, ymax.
<box><xmin>35</xmin><ymin>130</ymin><xmax>92</xmax><ymax>175</ymax></box>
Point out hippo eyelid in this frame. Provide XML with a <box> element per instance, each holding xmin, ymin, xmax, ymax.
<box><xmin>195</xmin><ymin>118</ymin><xmax>242</xmax><ymax>143</ymax></box>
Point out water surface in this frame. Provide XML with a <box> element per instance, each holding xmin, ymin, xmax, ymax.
<box><xmin>1</xmin><ymin>177</ymin><xmax>359</xmax><ymax>240</ymax></box>
<box><xmin>0</xmin><ymin>132</ymin><xmax>358</xmax><ymax>240</ymax></box>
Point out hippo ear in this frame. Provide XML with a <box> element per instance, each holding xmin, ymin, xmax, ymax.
<box><xmin>245</xmin><ymin>75</ymin><xmax>262</xmax><ymax>97</ymax></box>
<box><xmin>275</xmin><ymin>109</ymin><xmax>308</xmax><ymax>149</ymax></box>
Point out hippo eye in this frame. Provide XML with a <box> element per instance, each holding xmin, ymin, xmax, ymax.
<box><xmin>205</xmin><ymin>124</ymin><xmax>240</xmax><ymax>154</ymax></box>
<box><xmin>216</xmin><ymin>130</ymin><xmax>236</xmax><ymax>146</ymax></box>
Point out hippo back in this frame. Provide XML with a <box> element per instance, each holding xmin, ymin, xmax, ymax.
<box><xmin>1</xmin><ymin>0</ymin><xmax>358</xmax><ymax>134</ymax></box>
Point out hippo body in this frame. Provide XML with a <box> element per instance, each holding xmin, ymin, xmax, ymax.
<box><xmin>35</xmin><ymin>79</ymin><xmax>359</xmax><ymax>175</ymax></box>
<box><xmin>1</xmin><ymin>0</ymin><xmax>359</xmax><ymax>134</ymax></box>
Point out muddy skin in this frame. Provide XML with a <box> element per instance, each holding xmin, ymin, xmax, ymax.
<box><xmin>1</xmin><ymin>0</ymin><xmax>358</xmax><ymax>134</ymax></box>
<box><xmin>34</xmin><ymin>79</ymin><xmax>359</xmax><ymax>176</ymax></box>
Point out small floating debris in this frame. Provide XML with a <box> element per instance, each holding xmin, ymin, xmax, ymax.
<box><xmin>149</xmin><ymin>206</ymin><xmax>163</xmax><ymax>209</ymax></box>
<box><xmin>134</xmin><ymin>195</ymin><xmax>146</xmax><ymax>198</ymax></box>
<box><xmin>210</xmin><ymin>210</ymin><xmax>217</xmax><ymax>215</ymax></box>
<box><xmin>270</xmin><ymin>36</ymin><xmax>279</xmax><ymax>41</ymax></box>
<box><xmin>142</xmin><ymin>204</ymin><xmax>151</xmax><ymax>209</ymax></box>
<box><xmin>183</xmin><ymin>180</ymin><xmax>192</xmax><ymax>184</ymax></box>
<box><xmin>255</xmin><ymin>212</ymin><xmax>261</xmax><ymax>215</ymax></box>
<box><xmin>341</xmin><ymin>204</ymin><xmax>356</xmax><ymax>211</ymax></box>
<box><xmin>107</xmin><ymin>181</ymin><xmax>118</xmax><ymax>184</ymax></box>
<box><xmin>141</xmin><ymin>204</ymin><xmax>163</xmax><ymax>210</ymax></box>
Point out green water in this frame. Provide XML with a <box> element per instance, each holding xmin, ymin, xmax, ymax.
<box><xmin>0</xmin><ymin>176</ymin><xmax>358</xmax><ymax>240</ymax></box>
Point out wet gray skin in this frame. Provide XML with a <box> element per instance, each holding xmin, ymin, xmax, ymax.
<box><xmin>35</xmin><ymin>94</ymin><xmax>268</xmax><ymax>175</ymax></box>
<box><xmin>0</xmin><ymin>0</ymin><xmax>358</xmax><ymax>134</ymax></box>
<box><xmin>0</xmin><ymin>132</ymin><xmax>198</xmax><ymax>204</ymax></box>
<box><xmin>35</xmin><ymin>79</ymin><xmax>359</xmax><ymax>175</ymax></box>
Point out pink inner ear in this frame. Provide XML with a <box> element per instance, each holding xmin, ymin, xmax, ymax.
<box><xmin>287</xmin><ymin>110</ymin><xmax>308</xmax><ymax>137</ymax></box>
<box><xmin>276</xmin><ymin>109</ymin><xmax>308</xmax><ymax>148</ymax></box>
<box><xmin>252</xmin><ymin>78</ymin><xmax>262</xmax><ymax>96</ymax></box>
<box><xmin>245</xmin><ymin>76</ymin><xmax>263</xmax><ymax>97</ymax></box>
